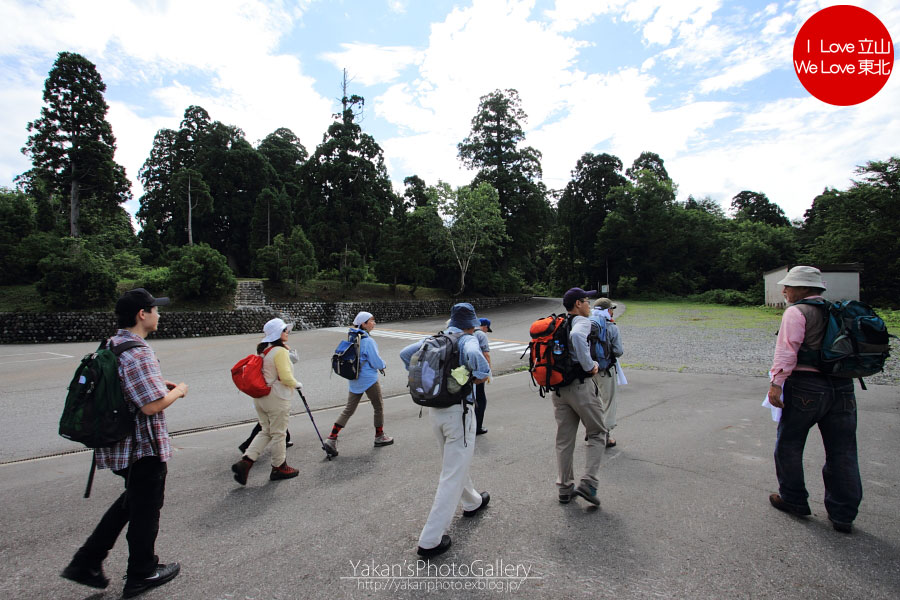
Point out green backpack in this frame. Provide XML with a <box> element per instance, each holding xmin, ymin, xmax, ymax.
<box><xmin>59</xmin><ymin>339</ymin><xmax>142</xmax><ymax>448</ymax></box>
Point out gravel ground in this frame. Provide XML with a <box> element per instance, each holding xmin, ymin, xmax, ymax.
<box><xmin>614</xmin><ymin>302</ymin><xmax>900</xmax><ymax>386</ymax></box>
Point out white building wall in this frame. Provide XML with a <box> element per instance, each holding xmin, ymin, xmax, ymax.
<box><xmin>764</xmin><ymin>267</ymin><xmax>860</xmax><ymax>307</ymax></box>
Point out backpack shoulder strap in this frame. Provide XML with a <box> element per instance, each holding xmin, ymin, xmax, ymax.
<box><xmin>109</xmin><ymin>340</ymin><xmax>144</xmax><ymax>356</ymax></box>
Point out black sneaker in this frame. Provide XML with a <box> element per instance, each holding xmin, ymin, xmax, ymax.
<box><xmin>829</xmin><ymin>517</ymin><xmax>853</xmax><ymax>534</ymax></box>
<box><xmin>463</xmin><ymin>492</ymin><xmax>490</xmax><ymax>517</ymax></box>
<box><xmin>60</xmin><ymin>562</ymin><xmax>109</xmax><ymax>589</ymax></box>
<box><xmin>417</xmin><ymin>535</ymin><xmax>452</xmax><ymax>558</ymax></box>
<box><xmin>123</xmin><ymin>562</ymin><xmax>180</xmax><ymax>598</ymax></box>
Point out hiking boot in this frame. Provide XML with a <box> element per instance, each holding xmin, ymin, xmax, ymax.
<box><xmin>122</xmin><ymin>562</ymin><xmax>180</xmax><ymax>598</ymax></box>
<box><xmin>231</xmin><ymin>457</ymin><xmax>253</xmax><ymax>485</ymax></box>
<box><xmin>374</xmin><ymin>434</ymin><xmax>394</xmax><ymax>447</ymax></box>
<box><xmin>769</xmin><ymin>493</ymin><xmax>811</xmax><ymax>517</ymax></box>
<box><xmin>574</xmin><ymin>482</ymin><xmax>600</xmax><ymax>507</ymax></box>
<box><xmin>270</xmin><ymin>462</ymin><xmax>299</xmax><ymax>480</ymax></box>
<box><xmin>61</xmin><ymin>562</ymin><xmax>109</xmax><ymax>589</ymax></box>
<box><xmin>324</xmin><ymin>437</ymin><xmax>339</xmax><ymax>456</ymax></box>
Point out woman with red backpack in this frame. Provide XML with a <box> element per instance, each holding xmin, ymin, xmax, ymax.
<box><xmin>231</xmin><ymin>318</ymin><xmax>303</xmax><ymax>485</ymax></box>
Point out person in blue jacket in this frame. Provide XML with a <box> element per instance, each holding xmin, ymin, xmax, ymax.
<box><xmin>324</xmin><ymin>312</ymin><xmax>393</xmax><ymax>456</ymax></box>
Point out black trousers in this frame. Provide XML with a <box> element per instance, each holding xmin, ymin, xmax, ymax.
<box><xmin>475</xmin><ymin>382</ymin><xmax>487</xmax><ymax>430</ymax></box>
<box><xmin>72</xmin><ymin>456</ymin><xmax>167</xmax><ymax>578</ymax></box>
<box><xmin>242</xmin><ymin>422</ymin><xmax>291</xmax><ymax>447</ymax></box>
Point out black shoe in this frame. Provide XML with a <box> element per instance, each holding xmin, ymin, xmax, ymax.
<box><xmin>558</xmin><ymin>492</ymin><xmax>572</xmax><ymax>504</ymax></box>
<box><xmin>238</xmin><ymin>440</ymin><xmax>250</xmax><ymax>453</ymax></box>
<box><xmin>417</xmin><ymin>535</ymin><xmax>452</xmax><ymax>558</ymax></box>
<box><xmin>123</xmin><ymin>562</ymin><xmax>180</xmax><ymax>598</ymax></box>
<box><xmin>463</xmin><ymin>492</ymin><xmax>490</xmax><ymax>517</ymax></box>
<box><xmin>769</xmin><ymin>493</ymin><xmax>811</xmax><ymax>517</ymax></box>
<box><xmin>829</xmin><ymin>517</ymin><xmax>853</xmax><ymax>533</ymax></box>
<box><xmin>61</xmin><ymin>562</ymin><xmax>109</xmax><ymax>589</ymax></box>
<box><xmin>476</xmin><ymin>428</ymin><xmax>488</xmax><ymax>435</ymax></box>
<box><xmin>286</xmin><ymin>440</ymin><xmax>294</xmax><ymax>448</ymax></box>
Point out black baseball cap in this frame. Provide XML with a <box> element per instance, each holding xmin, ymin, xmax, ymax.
<box><xmin>115</xmin><ymin>288</ymin><xmax>170</xmax><ymax>317</ymax></box>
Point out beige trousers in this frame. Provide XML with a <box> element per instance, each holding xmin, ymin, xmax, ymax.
<box><xmin>552</xmin><ymin>378</ymin><xmax>606</xmax><ymax>490</ymax></box>
<box><xmin>245</xmin><ymin>393</ymin><xmax>290</xmax><ymax>467</ymax></box>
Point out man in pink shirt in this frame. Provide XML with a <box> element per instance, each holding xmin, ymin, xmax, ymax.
<box><xmin>767</xmin><ymin>266</ymin><xmax>861</xmax><ymax>534</ymax></box>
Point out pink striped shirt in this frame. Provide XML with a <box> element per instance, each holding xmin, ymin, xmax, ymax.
<box><xmin>770</xmin><ymin>297</ymin><xmax>823</xmax><ymax>387</ymax></box>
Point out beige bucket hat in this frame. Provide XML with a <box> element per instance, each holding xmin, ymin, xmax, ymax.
<box><xmin>777</xmin><ymin>266</ymin><xmax>826</xmax><ymax>290</ymax></box>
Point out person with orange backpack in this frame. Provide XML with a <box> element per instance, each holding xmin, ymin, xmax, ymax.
<box><xmin>231</xmin><ymin>318</ymin><xmax>303</xmax><ymax>485</ymax></box>
<box><xmin>551</xmin><ymin>287</ymin><xmax>606</xmax><ymax>507</ymax></box>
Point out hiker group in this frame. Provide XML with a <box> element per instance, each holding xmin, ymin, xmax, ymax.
<box><xmin>58</xmin><ymin>268</ymin><xmax>890</xmax><ymax>595</ymax></box>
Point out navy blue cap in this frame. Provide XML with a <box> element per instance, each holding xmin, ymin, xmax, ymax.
<box><xmin>562</xmin><ymin>287</ymin><xmax>597</xmax><ymax>310</ymax></box>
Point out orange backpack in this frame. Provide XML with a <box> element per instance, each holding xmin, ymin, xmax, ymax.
<box><xmin>526</xmin><ymin>314</ymin><xmax>571</xmax><ymax>396</ymax></box>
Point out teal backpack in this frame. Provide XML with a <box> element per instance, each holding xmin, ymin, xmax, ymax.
<box><xmin>794</xmin><ymin>299</ymin><xmax>893</xmax><ymax>388</ymax></box>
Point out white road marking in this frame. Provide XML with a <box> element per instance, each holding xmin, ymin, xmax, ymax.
<box><xmin>0</xmin><ymin>352</ymin><xmax>75</xmax><ymax>365</ymax></box>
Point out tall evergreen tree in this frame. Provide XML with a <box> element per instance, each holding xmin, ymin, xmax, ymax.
<box><xmin>557</xmin><ymin>152</ymin><xmax>627</xmax><ymax>285</ymax></box>
<box><xmin>457</xmin><ymin>88</ymin><xmax>550</xmax><ymax>284</ymax></box>
<box><xmin>300</xmin><ymin>94</ymin><xmax>395</xmax><ymax>269</ymax></box>
<box><xmin>20</xmin><ymin>51</ymin><xmax>131</xmax><ymax>237</ymax></box>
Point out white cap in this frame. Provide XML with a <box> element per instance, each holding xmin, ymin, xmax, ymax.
<box><xmin>353</xmin><ymin>311</ymin><xmax>374</xmax><ymax>326</ymax></box>
<box><xmin>262</xmin><ymin>318</ymin><xmax>293</xmax><ymax>343</ymax></box>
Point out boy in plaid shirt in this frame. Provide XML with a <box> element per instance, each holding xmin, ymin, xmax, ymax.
<box><xmin>61</xmin><ymin>288</ymin><xmax>188</xmax><ymax>598</ymax></box>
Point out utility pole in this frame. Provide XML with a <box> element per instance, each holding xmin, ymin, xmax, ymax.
<box><xmin>187</xmin><ymin>174</ymin><xmax>193</xmax><ymax>246</ymax></box>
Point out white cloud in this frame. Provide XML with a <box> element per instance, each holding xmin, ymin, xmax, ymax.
<box><xmin>321</xmin><ymin>43</ymin><xmax>421</xmax><ymax>86</ymax></box>
<box><xmin>672</xmin><ymin>80</ymin><xmax>900</xmax><ymax>219</ymax></box>
<box><xmin>0</xmin><ymin>0</ymin><xmax>331</xmax><ymax>210</ymax></box>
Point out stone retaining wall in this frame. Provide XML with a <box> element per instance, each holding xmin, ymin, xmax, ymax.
<box><xmin>0</xmin><ymin>296</ymin><xmax>530</xmax><ymax>344</ymax></box>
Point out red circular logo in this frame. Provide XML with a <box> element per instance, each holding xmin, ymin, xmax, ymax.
<box><xmin>793</xmin><ymin>5</ymin><xmax>894</xmax><ymax>106</ymax></box>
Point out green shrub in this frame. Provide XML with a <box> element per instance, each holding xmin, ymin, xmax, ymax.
<box><xmin>317</xmin><ymin>268</ymin><xmax>340</xmax><ymax>281</ymax></box>
<box><xmin>167</xmin><ymin>243</ymin><xmax>236</xmax><ymax>300</ymax></box>
<box><xmin>36</xmin><ymin>242</ymin><xmax>117</xmax><ymax>309</ymax></box>
<box><xmin>2</xmin><ymin>232</ymin><xmax>65</xmax><ymax>284</ymax></box>
<box><xmin>136</xmin><ymin>266</ymin><xmax>171</xmax><ymax>294</ymax></box>
<box><xmin>616</xmin><ymin>275</ymin><xmax>638</xmax><ymax>298</ymax></box>
<box><xmin>690</xmin><ymin>289</ymin><xmax>756</xmax><ymax>306</ymax></box>
<box><xmin>109</xmin><ymin>250</ymin><xmax>143</xmax><ymax>279</ymax></box>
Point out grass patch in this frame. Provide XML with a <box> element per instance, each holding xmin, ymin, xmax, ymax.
<box><xmin>617</xmin><ymin>300</ymin><xmax>783</xmax><ymax>330</ymax></box>
<box><xmin>876</xmin><ymin>308</ymin><xmax>900</xmax><ymax>332</ymax></box>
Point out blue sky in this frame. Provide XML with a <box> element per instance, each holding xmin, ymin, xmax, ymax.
<box><xmin>1</xmin><ymin>0</ymin><xmax>897</xmax><ymax>222</ymax></box>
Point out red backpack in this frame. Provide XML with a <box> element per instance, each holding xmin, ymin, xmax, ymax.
<box><xmin>231</xmin><ymin>347</ymin><xmax>274</xmax><ymax>398</ymax></box>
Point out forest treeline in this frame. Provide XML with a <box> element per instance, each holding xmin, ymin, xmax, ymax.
<box><xmin>2</xmin><ymin>52</ymin><xmax>898</xmax><ymax>309</ymax></box>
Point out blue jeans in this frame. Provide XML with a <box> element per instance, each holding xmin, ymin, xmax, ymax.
<box><xmin>774</xmin><ymin>373</ymin><xmax>862</xmax><ymax>523</ymax></box>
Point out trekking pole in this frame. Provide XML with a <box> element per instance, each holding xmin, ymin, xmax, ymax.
<box><xmin>297</xmin><ymin>389</ymin><xmax>337</xmax><ymax>460</ymax></box>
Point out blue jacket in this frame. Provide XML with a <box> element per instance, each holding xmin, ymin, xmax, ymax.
<box><xmin>348</xmin><ymin>328</ymin><xmax>386</xmax><ymax>394</ymax></box>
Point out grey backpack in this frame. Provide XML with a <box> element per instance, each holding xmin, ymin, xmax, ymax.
<box><xmin>408</xmin><ymin>331</ymin><xmax>472</xmax><ymax>408</ymax></box>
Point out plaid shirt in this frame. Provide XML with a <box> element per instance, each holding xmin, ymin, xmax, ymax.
<box><xmin>94</xmin><ymin>330</ymin><xmax>172</xmax><ymax>471</ymax></box>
